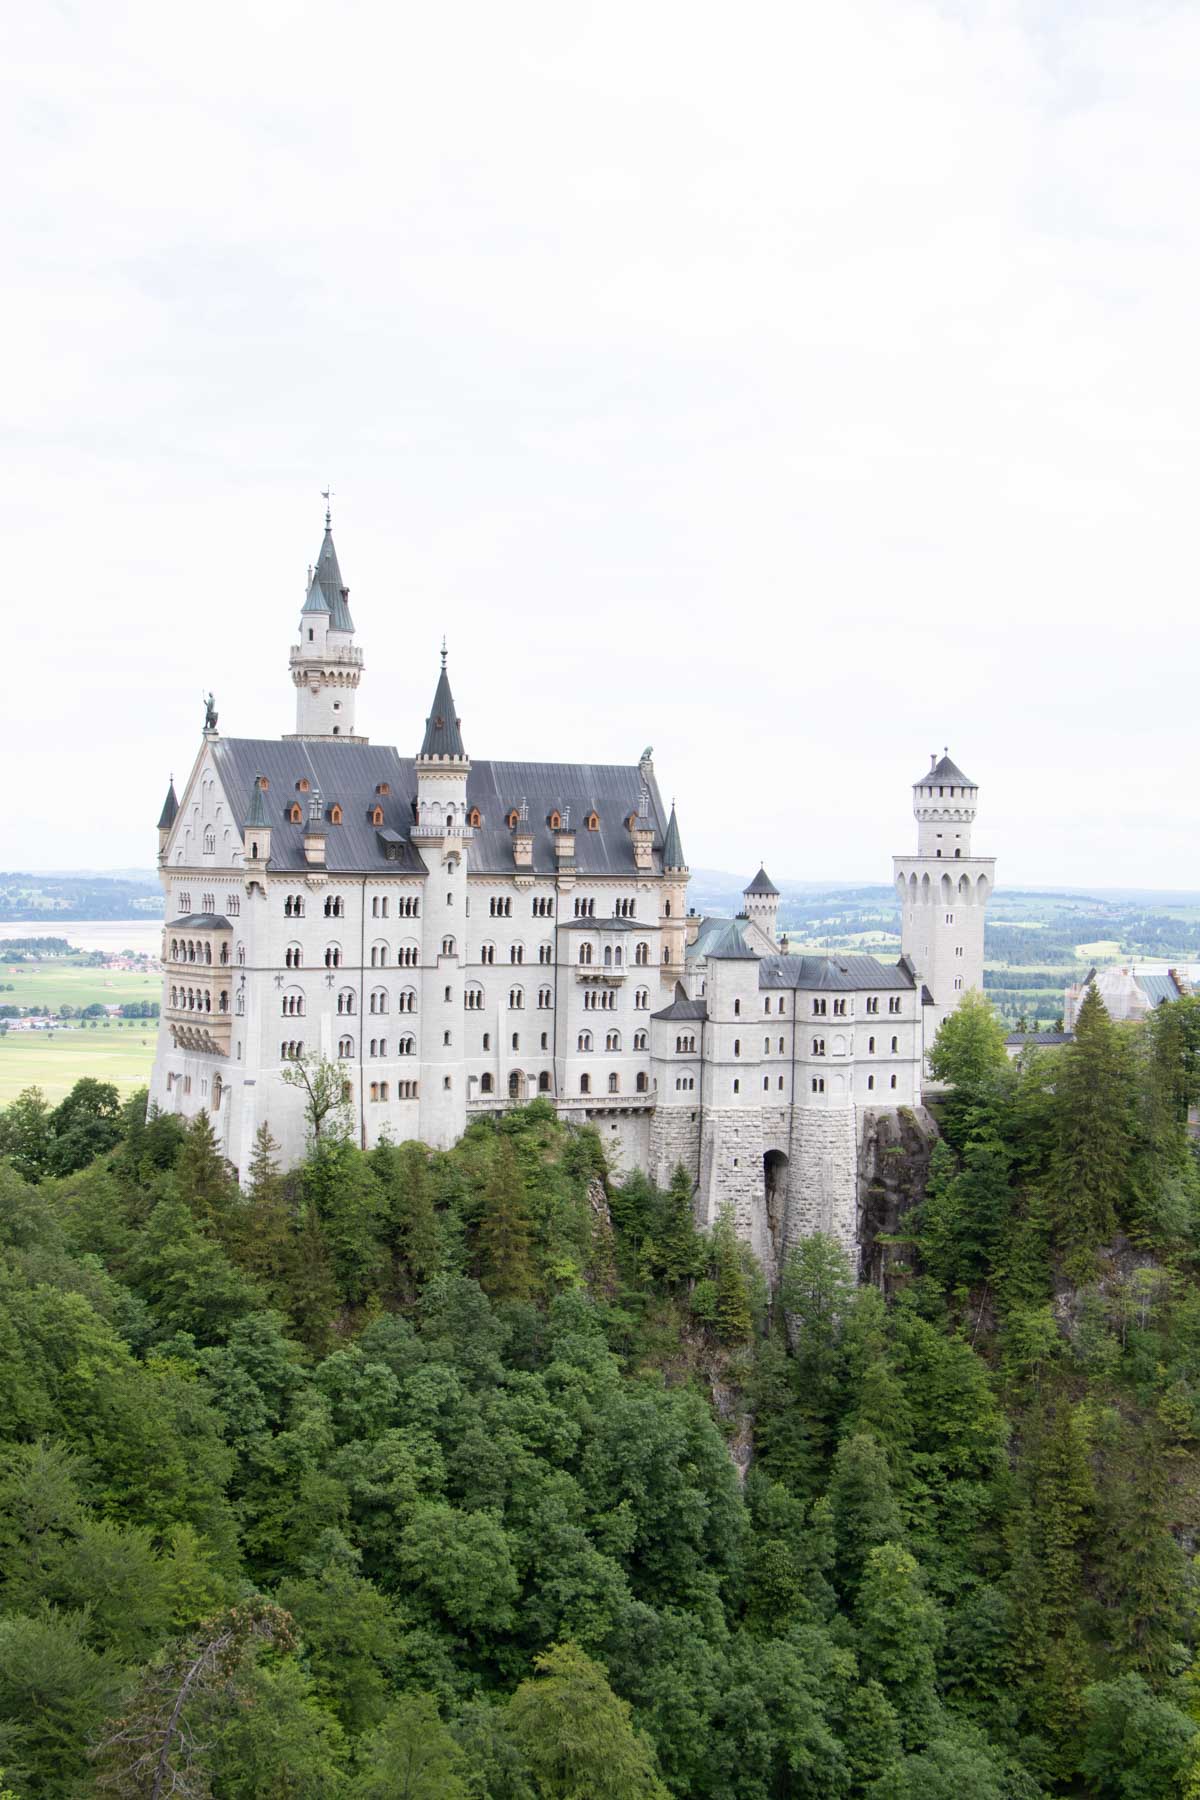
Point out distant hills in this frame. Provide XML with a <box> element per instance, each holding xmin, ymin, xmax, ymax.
<box><xmin>0</xmin><ymin>873</ymin><xmax>163</xmax><ymax>922</ymax></box>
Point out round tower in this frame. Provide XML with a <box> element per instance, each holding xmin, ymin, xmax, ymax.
<box><xmin>288</xmin><ymin>503</ymin><xmax>365</xmax><ymax>740</ymax></box>
<box><xmin>660</xmin><ymin>799</ymin><xmax>689</xmax><ymax>980</ymax></box>
<box><xmin>913</xmin><ymin>749</ymin><xmax>977</xmax><ymax>858</ymax></box>
<box><xmin>743</xmin><ymin>867</ymin><xmax>780</xmax><ymax>945</ymax></box>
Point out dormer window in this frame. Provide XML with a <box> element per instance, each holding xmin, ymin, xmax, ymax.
<box><xmin>469</xmin><ymin>807</ymin><xmax>481</xmax><ymax>828</ymax></box>
<box><xmin>507</xmin><ymin>808</ymin><xmax>520</xmax><ymax>830</ymax></box>
<box><xmin>329</xmin><ymin>804</ymin><xmax>343</xmax><ymax>826</ymax></box>
<box><xmin>288</xmin><ymin>803</ymin><xmax>302</xmax><ymax>824</ymax></box>
<box><xmin>549</xmin><ymin>810</ymin><xmax>562</xmax><ymax>830</ymax></box>
<box><xmin>627</xmin><ymin>812</ymin><xmax>638</xmax><ymax>830</ymax></box>
<box><xmin>585</xmin><ymin>812</ymin><xmax>599</xmax><ymax>831</ymax></box>
<box><xmin>259</xmin><ymin>777</ymin><xmax>269</xmax><ymax>791</ymax></box>
<box><xmin>370</xmin><ymin>805</ymin><xmax>384</xmax><ymax>826</ymax></box>
<box><xmin>376</xmin><ymin>782</ymin><xmax>390</xmax><ymax>796</ymax></box>
<box><xmin>296</xmin><ymin>779</ymin><xmax>309</xmax><ymax>793</ymax></box>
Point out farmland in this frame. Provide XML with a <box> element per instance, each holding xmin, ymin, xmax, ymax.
<box><xmin>0</xmin><ymin>1019</ymin><xmax>157</xmax><ymax>1104</ymax></box>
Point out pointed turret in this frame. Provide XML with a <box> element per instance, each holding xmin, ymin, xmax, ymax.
<box><xmin>243</xmin><ymin>776</ymin><xmax>272</xmax><ymax>865</ymax></box>
<box><xmin>288</xmin><ymin>499</ymin><xmax>365</xmax><ymax>740</ymax></box>
<box><xmin>745</xmin><ymin>866</ymin><xmax>778</xmax><ymax>897</ymax></box>
<box><xmin>662</xmin><ymin>802</ymin><xmax>687</xmax><ymax>872</ymax></box>
<box><xmin>418</xmin><ymin>646</ymin><xmax>466</xmax><ymax>760</ymax></box>
<box><xmin>157</xmin><ymin>779</ymin><xmax>179</xmax><ymax>832</ymax></box>
<box><xmin>743</xmin><ymin>865</ymin><xmax>779</xmax><ymax>945</ymax></box>
<box><xmin>156</xmin><ymin>778</ymin><xmax>178</xmax><ymax>861</ymax></box>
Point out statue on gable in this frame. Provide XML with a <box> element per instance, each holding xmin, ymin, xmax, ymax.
<box><xmin>203</xmin><ymin>692</ymin><xmax>219</xmax><ymax>732</ymax></box>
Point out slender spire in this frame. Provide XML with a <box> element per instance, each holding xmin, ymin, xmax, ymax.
<box><xmin>157</xmin><ymin>778</ymin><xmax>178</xmax><ymax>831</ymax></box>
<box><xmin>419</xmin><ymin>647</ymin><xmax>466</xmax><ymax>759</ymax></box>
<box><xmin>312</xmin><ymin>504</ymin><xmax>354</xmax><ymax>633</ymax></box>
<box><xmin>745</xmin><ymin>866</ymin><xmax>778</xmax><ymax>896</ymax></box>
<box><xmin>662</xmin><ymin>801</ymin><xmax>686</xmax><ymax>871</ymax></box>
<box><xmin>245</xmin><ymin>776</ymin><xmax>270</xmax><ymax>829</ymax></box>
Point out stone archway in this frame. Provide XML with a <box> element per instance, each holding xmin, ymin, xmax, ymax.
<box><xmin>508</xmin><ymin>1070</ymin><xmax>526</xmax><ymax>1102</ymax></box>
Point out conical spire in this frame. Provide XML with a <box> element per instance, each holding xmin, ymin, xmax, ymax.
<box><xmin>245</xmin><ymin>777</ymin><xmax>270</xmax><ymax>829</ymax></box>
<box><xmin>157</xmin><ymin>779</ymin><xmax>178</xmax><ymax>831</ymax></box>
<box><xmin>301</xmin><ymin>565</ymin><xmax>330</xmax><ymax>615</ymax></box>
<box><xmin>312</xmin><ymin>511</ymin><xmax>354</xmax><ymax>632</ymax></box>
<box><xmin>418</xmin><ymin>644</ymin><xmax>466</xmax><ymax>759</ymax></box>
<box><xmin>662</xmin><ymin>801</ymin><xmax>686</xmax><ymax>870</ymax></box>
<box><xmin>745</xmin><ymin>866</ymin><xmax>778</xmax><ymax>896</ymax></box>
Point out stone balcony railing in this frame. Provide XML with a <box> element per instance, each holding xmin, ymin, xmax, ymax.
<box><xmin>409</xmin><ymin>820</ymin><xmax>476</xmax><ymax>843</ymax></box>
<box><xmin>289</xmin><ymin>643</ymin><xmax>364</xmax><ymax>668</ymax></box>
<box><xmin>574</xmin><ymin>964</ymin><xmax>627</xmax><ymax>984</ymax></box>
<box><xmin>166</xmin><ymin>1005</ymin><xmax>232</xmax><ymax>1056</ymax></box>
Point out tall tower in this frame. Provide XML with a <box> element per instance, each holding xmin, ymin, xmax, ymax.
<box><xmin>893</xmin><ymin>750</ymin><xmax>995</xmax><ymax>1057</ymax></box>
<box><xmin>288</xmin><ymin>505</ymin><xmax>364</xmax><ymax>740</ymax></box>
<box><xmin>743</xmin><ymin>867</ymin><xmax>780</xmax><ymax>944</ymax></box>
<box><xmin>412</xmin><ymin>646</ymin><xmax>472</xmax><ymax>1149</ymax></box>
<box><xmin>660</xmin><ymin>800</ymin><xmax>689</xmax><ymax>979</ymax></box>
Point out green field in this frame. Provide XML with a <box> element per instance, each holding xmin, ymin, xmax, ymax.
<box><xmin>0</xmin><ymin>1022</ymin><xmax>157</xmax><ymax>1105</ymax></box>
<box><xmin>0</xmin><ymin>962</ymin><xmax>159</xmax><ymax>1011</ymax></box>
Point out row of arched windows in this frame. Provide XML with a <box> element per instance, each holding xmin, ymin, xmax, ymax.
<box><xmin>169</xmin><ymin>937</ymin><xmax>229</xmax><ymax>966</ymax></box>
<box><xmin>582</xmin><ymin>989</ymin><xmax>617</xmax><ymax>1011</ymax></box>
<box><xmin>169</xmin><ymin>986</ymin><xmax>228</xmax><ymax>1014</ymax></box>
<box><xmin>574</xmin><ymin>1072</ymin><xmax>646</xmax><ymax>1095</ymax></box>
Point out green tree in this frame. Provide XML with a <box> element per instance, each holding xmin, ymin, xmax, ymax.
<box><xmin>506</xmin><ymin>1641</ymin><xmax>669</xmax><ymax>1800</ymax></box>
<box><xmin>0</xmin><ymin>1086</ymin><xmax>52</xmax><ymax>1181</ymax></box>
<box><xmin>174</xmin><ymin>1110</ymin><xmax>236</xmax><ymax>1224</ymax></box>
<box><xmin>0</xmin><ymin>1607</ymin><xmax>123</xmax><ymax>1799</ymax></box>
<box><xmin>280</xmin><ymin>1052</ymin><xmax>353</xmax><ymax>1143</ymax></box>
<box><xmin>351</xmin><ymin>1694</ymin><xmax>470</xmax><ymax>1800</ymax></box>
<box><xmin>652</xmin><ymin>1164</ymin><xmax>702</xmax><ymax>1286</ymax></box>
<box><xmin>47</xmin><ymin>1078</ymin><xmax>123</xmax><ymax>1176</ymax></box>
<box><xmin>854</xmin><ymin>1543</ymin><xmax>944</xmax><ymax>1750</ymax></box>
<box><xmin>477</xmin><ymin>1137</ymin><xmax>536</xmax><ymax>1305</ymax></box>
<box><xmin>827</xmin><ymin>1434</ymin><xmax>905</xmax><ymax>1597</ymax></box>
<box><xmin>1050</xmin><ymin>984</ymin><xmax>1133</xmax><ymax>1256</ymax></box>
<box><xmin>711</xmin><ymin>1205</ymin><xmax>753</xmax><ymax>1344</ymax></box>
<box><xmin>928</xmin><ymin>990</ymin><xmax>1010</xmax><ymax>1089</ymax></box>
<box><xmin>1080</xmin><ymin>1672</ymin><xmax>1196</xmax><ymax>1800</ymax></box>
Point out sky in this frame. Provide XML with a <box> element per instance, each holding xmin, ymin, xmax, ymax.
<box><xmin>4</xmin><ymin>1</ymin><xmax>1199</xmax><ymax>888</ymax></box>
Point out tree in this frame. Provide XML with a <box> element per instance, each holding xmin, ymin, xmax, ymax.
<box><xmin>928</xmin><ymin>990</ymin><xmax>1009</xmax><ymax>1090</ymax></box>
<box><xmin>827</xmin><ymin>1434</ymin><xmax>905</xmax><ymax>1597</ymax></box>
<box><xmin>506</xmin><ymin>1641</ymin><xmax>669</xmax><ymax>1800</ymax></box>
<box><xmin>173</xmin><ymin>1111</ymin><xmax>236</xmax><ymax>1224</ymax></box>
<box><xmin>711</xmin><ymin>1205</ymin><xmax>753</xmax><ymax>1344</ymax></box>
<box><xmin>351</xmin><ymin>1694</ymin><xmax>471</xmax><ymax>1800</ymax></box>
<box><xmin>1080</xmin><ymin>1673</ymin><xmax>1196</xmax><ymax>1800</ymax></box>
<box><xmin>854</xmin><ymin>1543</ymin><xmax>944</xmax><ymax>1750</ymax></box>
<box><xmin>0</xmin><ymin>1086</ymin><xmax>52</xmax><ymax>1181</ymax></box>
<box><xmin>1050</xmin><ymin>984</ymin><xmax>1133</xmax><ymax>1256</ymax></box>
<box><xmin>652</xmin><ymin>1165</ymin><xmax>702</xmax><ymax>1286</ymax></box>
<box><xmin>477</xmin><ymin>1136</ymin><xmax>536</xmax><ymax>1305</ymax></box>
<box><xmin>46</xmin><ymin>1078</ymin><xmax>123</xmax><ymax>1176</ymax></box>
<box><xmin>92</xmin><ymin>1600</ymin><xmax>294</xmax><ymax>1799</ymax></box>
<box><xmin>0</xmin><ymin>1607</ymin><xmax>124</xmax><ymax>1799</ymax></box>
<box><xmin>280</xmin><ymin>1052</ymin><xmax>353</xmax><ymax>1143</ymax></box>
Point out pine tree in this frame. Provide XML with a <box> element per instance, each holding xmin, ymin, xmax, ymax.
<box><xmin>1051</xmin><ymin>985</ymin><xmax>1133</xmax><ymax>1257</ymax></box>
<box><xmin>653</xmin><ymin>1164</ymin><xmax>702</xmax><ymax>1286</ymax></box>
<box><xmin>711</xmin><ymin>1205</ymin><xmax>752</xmax><ymax>1345</ymax></box>
<box><xmin>477</xmin><ymin>1136</ymin><xmax>535</xmax><ymax>1304</ymax></box>
<box><xmin>174</xmin><ymin>1110</ymin><xmax>236</xmax><ymax>1225</ymax></box>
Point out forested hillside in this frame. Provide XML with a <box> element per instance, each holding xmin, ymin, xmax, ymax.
<box><xmin>3</xmin><ymin>989</ymin><xmax>1200</xmax><ymax>1797</ymax></box>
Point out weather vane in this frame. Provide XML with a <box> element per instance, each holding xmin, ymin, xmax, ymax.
<box><xmin>321</xmin><ymin>486</ymin><xmax>334</xmax><ymax>526</ymax></box>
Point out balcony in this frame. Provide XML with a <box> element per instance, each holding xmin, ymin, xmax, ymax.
<box><xmin>574</xmin><ymin>963</ymin><xmax>627</xmax><ymax>985</ymax></box>
<box><xmin>410</xmin><ymin>815</ymin><xmax>476</xmax><ymax>844</ymax></box>
<box><xmin>289</xmin><ymin>643</ymin><xmax>364</xmax><ymax>668</ymax></box>
<box><xmin>166</xmin><ymin>1001</ymin><xmax>232</xmax><ymax>1057</ymax></box>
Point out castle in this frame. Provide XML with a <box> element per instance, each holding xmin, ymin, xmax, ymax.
<box><xmin>149</xmin><ymin>511</ymin><xmax>994</xmax><ymax>1265</ymax></box>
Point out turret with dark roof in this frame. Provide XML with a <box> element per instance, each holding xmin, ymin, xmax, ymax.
<box><xmin>312</xmin><ymin>509</ymin><xmax>354</xmax><ymax>633</ymax></box>
<box><xmin>244</xmin><ymin>776</ymin><xmax>270</xmax><ymax>829</ymax></box>
<box><xmin>914</xmin><ymin>750</ymin><xmax>975</xmax><ymax>788</ymax></box>
<box><xmin>662</xmin><ymin>802</ymin><xmax>686</xmax><ymax>871</ymax></box>
<box><xmin>157</xmin><ymin>779</ymin><xmax>179</xmax><ymax>832</ymax></box>
<box><xmin>418</xmin><ymin>647</ymin><xmax>467</xmax><ymax>761</ymax></box>
<box><xmin>744</xmin><ymin>866</ymin><xmax>778</xmax><ymax>897</ymax></box>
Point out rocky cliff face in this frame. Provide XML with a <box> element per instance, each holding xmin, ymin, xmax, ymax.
<box><xmin>857</xmin><ymin>1105</ymin><xmax>940</xmax><ymax>1288</ymax></box>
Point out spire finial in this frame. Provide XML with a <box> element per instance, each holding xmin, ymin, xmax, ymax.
<box><xmin>321</xmin><ymin>486</ymin><xmax>334</xmax><ymax>529</ymax></box>
<box><xmin>440</xmin><ymin>635</ymin><xmax>447</xmax><ymax>669</ymax></box>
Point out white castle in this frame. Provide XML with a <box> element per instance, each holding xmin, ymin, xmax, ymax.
<box><xmin>150</xmin><ymin>511</ymin><xmax>994</xmax><ymax>1265</ymax></box>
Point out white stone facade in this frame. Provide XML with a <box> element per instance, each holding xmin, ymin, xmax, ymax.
<box><xmin>149</xmin><ymin>519</ymin><xmax>996</xmax><ymax>1265</ymax></box>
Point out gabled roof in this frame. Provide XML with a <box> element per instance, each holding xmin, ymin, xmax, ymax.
<box><xmin>651</xmin><ymin>996</ymin><xmax>708</xmax><ymax>1022</ymax></box>
<box><xmin>210</xmin><ymin>738</ymin><xmax>670</xmax><ymax>877</ymax></box>
<box><xmin>662</xmin><ymin>804</ymin><xmax>686</xmax><ymax>870</ymax></box>
<box><xmin>244</xmin><ymin>778</ymin><xmax>270</xmax><ymax>829</ymax></box>
<box><xmin>419</xmin><ymin>655</ymin><xmax>466</xmax><ymax>759</ymax></box>
<box><xmin>157</xmin><ymin>780</ymin><xmax>179</xmax><ymax>830</ymax></box>
<box><xmin>1006</xmin><ymin>1030</ymin><xmax>1075</xmax><ymax>1047</ymax></box>
<box><xmin>745</xmin><ymin>866</ymin><xmax>778</xmax><ymax>896</ymax></box>
<box><xmin>706</xmin><ymin>920</ymin><xmax>760</xmax><ymax>961</ymax></box>
<box><xmin>758</xmin><ymin>952</ymin><xmax>916</xmax><ymax>992</ymax></box>
<box><xmin>313</xmin><ymin>519</ymin><xmax>354</xmax><ymax>633</ymax></box>
<box><xmin>914</xmin><ymin>752</ymin><xmax>975</xmax><ymax>787</ymax></box>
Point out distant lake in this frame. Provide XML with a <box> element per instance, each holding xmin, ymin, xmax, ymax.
<box><xmin>0</xmin><ymin>920</ymin><xmax>163</xmax><ymax>958</ymax></box>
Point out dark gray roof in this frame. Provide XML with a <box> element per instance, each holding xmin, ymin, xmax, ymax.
<box><xmin>170</xmin><ymin>914</ymin><xmax>231</xmax><ymax>930</ymax></box>
<box><xmin>419</xmin><ymin>657</ymin><xmax>466</xmax><ymax>759</ymax></box>
<box><xmin>914</xmin><ymin>753</ymin><xmax>975</xmax><ymax>788</ymax></box>
<box><xmin>1137</xmin><ymin>972</ymin><xmax>1186</xmax><ymax>1007</ymax></box>
<box><xmin>662</xmin><ymin>804</ymin><xmax>686</xmax><ymax>870</ymax></box>
<box><xmin>313</xmin><ymin>521</ymin><xmax>354</xmax><ymax>632</ymax></box>
<box><xmin>210</xmin><ymin>739</ymin><xmax>671</xmax><ymax>878</ymax></box>
<box><xmin>758</xmin><ymin>953</ymin><xmax>916</xmax><ymax>992</ymax></box>
<box><xmin>1006</xmin><ymin>1030</ymin><xmax>1075</xmax><ymax>1047</ymax></box>
<box><xmin>558</xmin><ymin>916</ymin><xmax>648</xmax><ymax>931</ymax></box>
<box><xmin>301</xmin><ymin>568</ymin><xmax>330</xmax><ymax>616</ymax></box>
<box><xmin>707</xmin><ymin>920</ymin><xmax>761</xmax><ymax>961</ymax></box>
<box><xmin>244</xmin><ymin>779</ymin><xmax>270</xmax><ymax>829</ymax></box>
<box><xmin>745</xmin><ymin>866</ymin><xmax>778</xmax><ymax>896</ymax></box>
<box><xmin>652</xmin><ymin>997</ymin><xmax>708</xmax><ymax>1022</ymax></box>
<box><xmin>157</xmin><ymin>781</ymin><xmax>179</xmax><ymax>830</ymax></box>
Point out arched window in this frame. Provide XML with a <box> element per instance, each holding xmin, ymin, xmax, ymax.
<box><xmin>891</xmin><ymin>1036</ymin><xmax>899</xmax><ymax>1054</ymax></box>
<box><xmin>510</xmin><ymin>943</ymin><xmax>524</xmax><ymax>964</ymax></box>
<box><xmin>608</xmin><ymin>1072</ymin><xmax>619</xmax><ymax>1093</ymax></box>
<box><xmin>634</xmin><ymin>1030</ymin><xmax>647</xmax><ymax>1051</ymax></box>
<box><xmin>578</xmin><ymin>1031</ymin><xmax>592</xmax><ymax>1051</ymax></box>
<box><xmin>635</xmin><ymin>987</ymin><xmax>648</xmax><ymax>1010</ymax></box>
<box><xmin>330</xmin><ymin>804</ymin><xmax>343</xmax><ymax>825</ymax></box>
<box><xmin>398</xmin><ymin>1035</ymin><xmax>415</xmax><ymax>1056</ymax></box>
<box><xmin>399</xmin><ymin>987</ymin><xmax>417</xmax><ymax>1013</ymax></box>
<box><xmin>370</xmin><ymin>988</ymin><xmax>388</xmax><ymax>1014</ymax></box>
<box><xmin>400</xmin><ymin>943</ymin><xmax>419</xmax><ymax>967</ymax></box>
<box><xmin>284</xmin><ymin>894</ymin><xmax>304</xmax><ymax>917</ymax></box>
<box><xmin>635</xmin><ymin>941</ymin><xmax>649</xmax><ymax>966</ymax></box>
<box><xmin>538</xmin><ymin>987</ymin><xmax>551</xmax><ymax>1008</ymax></box>
<box><xmin>337</xmin><ymin>1035</ymin><xmax>354</xmax><ymax>1059</ymax></box>
<box><xmin>468</xmin><ymin>807</ymin><xmax>481</xmax><ymax>828</ymax></box>
<box><xmin>733</xmin><ymin>1038</ymin><xmax>740</xmax><ymax>1056</ymax></box>
<box><xmin>288</xmin><ymin>803</ymin><xmax>302</xmax><ymax>824</ymax></box>
<box><xmin>281</xmin><ymin>988</ymin><xmax>305</xmax><ymax>1017</ymax></box>
<box><xmin>636</xmin><ymin>1071</ymin><xmax>648</xmax><ymax>1093</ymax></box>
<box><xmin>324</xmin><ymin>945</ymin><xmax>342</xmax><ymax>968</ymax></box>
<box><xmin>509</xmin><ymin>987</ymin><xmax>524</xmax><ymax>1009</ymax></box>
<box><xmin>578</xmin><ymin>943</ymin><xmax>592</xmax><ymax>965</ymax></box>
<box><xmin>442</xmin><ymin>936</ymin><xmax>456</xmax><ymax>956</ymax></box>
<box><xmin>371</xmin><ymin>806</ymin><xmax>384</xmax><ymax>826</ymax></box>
<box><xmin>539</xmin><ymin>1070</ymin><xmax>552</xmax><ymax>1093</ymax></box>
<box><xmin>324</xmin><ymin>895</ymin><xmax>344</xmax><ymax>918</ymax></box>
<box><xmin>285</xmin><ymin>944</ymin><xmax>303</xmax><ymax>968</ymax></box>
<box><xmin>203</xmin><ymin>828</ymin><xmax>215</xmax><ymax>854</ymax></box>
<box><xmin>481</xmin><ymin>1072</ymin><xmax>494</xmax><ymax>1094</ymax></box>
<box><xmin>337</xmin><ymin>988</ymin><xmax>356</xmax><ymax>1015</ymax></box>
<box><xmin>586</xmin><ymin>811</ymin><xmax>599</xmax><ymax>831</ymax></box>
<box><xmin>549</xmin><ymin>810</ymin><xmax>561</xmax><ymax>830</ymax></box>
<box><xmin>580</xmin><ymin>1073</ymin><xmax>591</xmax><ymax>1095</ymax></box>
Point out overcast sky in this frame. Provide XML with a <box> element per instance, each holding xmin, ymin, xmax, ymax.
<box><xmin>5</xmin><ymin>2</ymin><xmax>1197</xmax><ymax>889</ymax></box>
